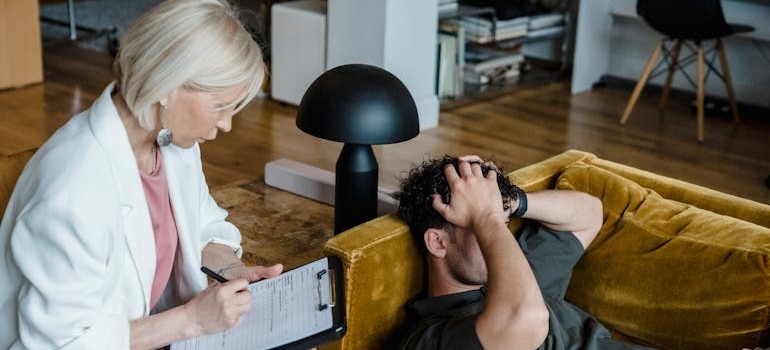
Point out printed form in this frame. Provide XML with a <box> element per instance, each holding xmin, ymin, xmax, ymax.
<box><xmin>171</xmin><ymin>258</ymin><xmax>334</xmax><ymax>350</ymax></box>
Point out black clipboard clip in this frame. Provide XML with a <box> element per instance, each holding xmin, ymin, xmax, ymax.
<box><xmin>316</xmin><ymin>268</ymin><xmax>336</xmax><ymax>311</ymax></box>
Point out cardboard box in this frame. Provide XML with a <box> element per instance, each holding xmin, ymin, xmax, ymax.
<box><xmin>0</xmin><ymin>0</ymin><xmax>44</xmax><ymax>90</ymax></box>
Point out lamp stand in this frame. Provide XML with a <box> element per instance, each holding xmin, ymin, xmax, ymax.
<box><xmin>335</xmin><ymin>143</ymin><xmax>378</xmax><ymax>234</ymax></box>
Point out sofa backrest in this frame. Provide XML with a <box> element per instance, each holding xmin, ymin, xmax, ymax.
<box><xmin>588</xmin><ymin>157</ymin><xmax>770</xmax><ymax>228</ymax></box>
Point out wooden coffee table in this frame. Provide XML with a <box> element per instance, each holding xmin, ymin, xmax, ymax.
<box><xmin>210</xmin><ymin>177</ymin><xmax>335</xmax><ymax>271</ymax></box>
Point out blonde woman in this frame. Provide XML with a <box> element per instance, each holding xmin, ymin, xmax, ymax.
<box><xmin>0</xmin><ymin>0</ymin><xmax>282</xmax><ymax>349</ymax></box>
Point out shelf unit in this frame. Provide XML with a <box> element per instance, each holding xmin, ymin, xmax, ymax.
<box><xmin>435</xmin><ymin>3</ymin><xmax>572</xmax><ymax>101</ymax></box>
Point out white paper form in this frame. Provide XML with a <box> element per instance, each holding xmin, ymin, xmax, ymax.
<box><xmin>171</xmin><ymin>258</ymin><xmax>334</xmax><ymax>350</ymax></box>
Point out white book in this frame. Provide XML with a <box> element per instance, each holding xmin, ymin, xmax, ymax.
<box><xmin>465</xmin><ymin>52</ymin><xmax>524</xmax><ymax>73</ymax></box>
<box><xmin>528</xmin><ymin>13</ymin><xmax>564</xmax><ymax>30</ymax></box>
<box><xmin>457</xmin><ymin>18</ymin><xmax>528</xmax><ymax>44</ymax></box>
<box><xmin>437</xmin><ymin>33</ymin><xmax>457</xmax><ymax>97</ymax></box>
<box><xmin>439</xmin><ymin>21</ymin><xmax>465</xmax><ymax>96</ymax></box>
<box><xmin>464</xmin><ymin>30</ymin><xmax>527</xmax><ymax>44</ymax></box>
<box><xmin>460</xmin><ymin>15</ymin><xmax>528</xmax><ymax>30</ymax></box>
<box><xmin>438</xmin><ymin>2</ymin><xmax>458</xmax><ymax>14</ymax></box>
<box><xmin>463</xmin><ymin>63</ymin><xmax>520</xmax><ymax>85</ymax></box>
<box><xmin>526</xmin><ymin>25</ymin><xmax>565</xmax><ymax>40</ymax></box>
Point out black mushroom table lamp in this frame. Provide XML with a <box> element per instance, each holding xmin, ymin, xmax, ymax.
<box><xmin>296</xmin><ymin>64</ymin><xmax>420</xmax><ymax>234</ymax></box>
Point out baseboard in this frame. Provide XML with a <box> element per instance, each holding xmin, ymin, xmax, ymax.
<box><xmin>264</xmin><ymin>158</ymin><xmax>398</xmax><ymax>216</ymax></box>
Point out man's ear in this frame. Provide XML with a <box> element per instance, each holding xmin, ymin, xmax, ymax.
<box><xmin>424</xmin><ymin>227</ymin><xmax>448</xmax><ymax>258</ymax></box>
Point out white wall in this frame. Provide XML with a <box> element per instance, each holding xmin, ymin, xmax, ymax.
<box><xmin>607</xmin><ymin>14</ymin><xmax>770</xmax><ymax>109</ymax></box>
<box><xmin>573</xmin><ymin>0</ymin><xmax>770</xmax><ymax>109</ymax></box>
<box><xmin>326</xmin><ymin>0</ymin><xmax>440</xmax><ymax>129</ymax></box>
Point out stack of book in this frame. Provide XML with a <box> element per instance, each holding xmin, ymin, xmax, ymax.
<box><xmin>437</xmin><ymin>10</ymin><xmax>566</xmax><ymax>92</ymax></box>
<box><xmin>438</xmin><ymin>0</ymin><xmax>458</xmax><ymax>15</ymax></box>
<box><xmin>451</xmin><ymin>15</ymin><xmax>528</xmax><ymax>44</ymax></box>
<box><xmin>527</xmin><ymin>12</ymin><xmax>565</xmax><ymax>40</ymax></box>
<box><xmin>463</xmin><ymin>43</ymin><xmax>524</xmax><ymax>85</ymax></box>
<box><xmin>523</xmin><ymin>12</ymin><xmax>566</xmax><ymax>62</ymax></box>
<box><xmin>440</xmin><ymin>14</ymin><xmax>528</xmax><ymax>86</ymax></box>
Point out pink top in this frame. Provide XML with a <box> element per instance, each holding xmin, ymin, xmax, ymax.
<box><xmin>140</xmin><ymin>148</ymin><xmax>179</xmax><ymax>311</ymax></box>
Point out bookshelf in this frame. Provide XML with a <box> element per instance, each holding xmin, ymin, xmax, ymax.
<box><xmin>435</xmin><ymin>2</ymin><xmax>571</xmax><ymax>102</ymax></box>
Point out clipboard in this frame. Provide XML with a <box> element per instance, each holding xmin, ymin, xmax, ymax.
<box><xmin>271</xmin><ymin>255</ymin><xmax>346</xmax><ymax>350</ymax></box>
<box><xmin>170</xmin><ymin>256</ymin><xmax>346</xmax><ymax>350</ymax></box>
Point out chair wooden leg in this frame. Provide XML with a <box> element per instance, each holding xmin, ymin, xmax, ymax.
<box><xmin>696</xmin><ymin>44</ymin><xmax>705</xmax><ymax>142</ymax></box>
<box><xmin>659</xmin><ymin>40</ymin><xmax>682</xmax><ymax>110</ymax></box>
<box><xmin>620</xmin><ymin>40</ymin><xmax>663</xmax><ymax>125</ymax></box>
<box><xmin>716</xmin><ymin>39</ymin><xmax>741</xmax><ymax>123</ymax></box>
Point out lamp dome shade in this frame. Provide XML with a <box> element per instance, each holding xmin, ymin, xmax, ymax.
<box><xmin>296</xmin><ymin>64</ymin><xmax>420</xmax><ymax>145</ymax></box>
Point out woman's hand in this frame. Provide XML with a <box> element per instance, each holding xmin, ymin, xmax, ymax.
<box><xmin>183</xmin><ymin>263</ymin><xmax>282</xmax><ymax>336</ymax></box>
<box><xmin>183</xmin><ymin>278</ymin><xmax>253</xmax><ymax>335</ymax></box>
<box><xmin>194</xmin><ymin>243</ymin><xmax>284</xmax><ymax>336</ymax></box>
<box><xmin>201</xmin><ymin>243</ymin><xmax>283</xmax><ymax>283</ymax></box>
<box><xmin>220</xmin><ymin>263</ymin><xmax>283</xmax><ymax>283</ymax></box>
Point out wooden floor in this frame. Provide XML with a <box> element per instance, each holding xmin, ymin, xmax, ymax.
<box><xmin>2</xmin><ymin>42</ymin><xmax>769</xmax><ymax>204</ymax></box>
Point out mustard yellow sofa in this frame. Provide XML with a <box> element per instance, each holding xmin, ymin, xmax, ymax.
<box><xmin>320</xmin><ymin>149</ymin><xmax>770</xmax><ymax>350</ymax></box>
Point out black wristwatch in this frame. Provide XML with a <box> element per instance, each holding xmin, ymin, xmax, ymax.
<box><xmin>510</xmin><ymin>188</ymin><xmax>528</xmax><ymax>218</ymax></box>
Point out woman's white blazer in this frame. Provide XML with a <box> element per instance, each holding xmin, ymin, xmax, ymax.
<box><xmin>0</xmin><ymin>83</ymin><xmax>242</xmax><ymax>349</ymax></box>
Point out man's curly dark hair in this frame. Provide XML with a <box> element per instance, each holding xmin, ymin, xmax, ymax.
<box><xmin>393</xmin><ymin>155</ymin><xmax>522</xmax><ymax>254</ymax></box>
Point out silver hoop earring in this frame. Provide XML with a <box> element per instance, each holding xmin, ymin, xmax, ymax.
<box><xmin>156</xmin><ymin>103</ymin><xmax>172</xmax><ymax>146</ymax></box>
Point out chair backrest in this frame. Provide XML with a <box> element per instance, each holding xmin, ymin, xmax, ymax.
<box><xmin>0</xmin><ymin>149</ymin><xmax>35</xmax><ymax>220</ymax></box>
<box><xmin>636</xmin><ymin>0</ymin><xmax>732</xmax><ymax>40</ymax></box>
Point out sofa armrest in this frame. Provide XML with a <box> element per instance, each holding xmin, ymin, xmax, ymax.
<box><xmin>321</xmin><ymin>214</ymin><xmax>423</xmax><ymax>350</ymax></box>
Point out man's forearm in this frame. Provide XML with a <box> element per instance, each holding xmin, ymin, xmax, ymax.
<box><xmin>519</xmin><ymin>190</ymin><xmax>603</xmax><ymax>248</ymax></box>
<box><xmin>474</xmin><ymin>217</ymin><xmax>549</xmax><ymax>350</ymax></box>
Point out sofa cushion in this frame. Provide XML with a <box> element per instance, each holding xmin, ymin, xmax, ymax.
<box><xmin>556</xmin><ymin>163</ymin><xmax>770</xmax><ymax>350</ymax></box>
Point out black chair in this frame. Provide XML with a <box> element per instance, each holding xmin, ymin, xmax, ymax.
<box><xmin>619</xmin><ymin>0</ymin><xmax>754</xmax><ymax>142</ymax></box>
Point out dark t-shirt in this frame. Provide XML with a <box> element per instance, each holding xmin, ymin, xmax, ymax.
<box><xmin>398</xmin><ymin>225</ymin><xmax>655</xmax><ymax>350</ymax></box>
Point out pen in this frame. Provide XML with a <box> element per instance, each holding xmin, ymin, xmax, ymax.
<box><xmin>201</xmin><ymin>266</ymin><xmax>229</xmax><ymax>283</ymax></box>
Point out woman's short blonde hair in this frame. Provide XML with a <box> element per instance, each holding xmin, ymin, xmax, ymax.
<box><xmin>114</xmin><ymin>0</ymin><xmax>266</xmax><ymax>130</ymax></box>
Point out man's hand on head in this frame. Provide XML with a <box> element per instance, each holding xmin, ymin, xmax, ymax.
<box><xmin>457</xmin><ymin>155</ymin><xmax>498</xmax><ymax>171</ymax></box>
<box><xmin>431</xmin><ymin>159</ymin><xmax>508</xmax><ymax>233</ymax></box>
